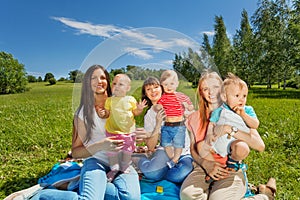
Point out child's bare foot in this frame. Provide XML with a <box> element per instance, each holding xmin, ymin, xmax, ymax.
<box><xmin>107</xmin><ymin>170</ymin><xmax>119</xmax><ymax>182</ymax></box>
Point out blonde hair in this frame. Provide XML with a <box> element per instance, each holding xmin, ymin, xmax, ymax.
<box><xmin>115</xmin><ymin>74</ymin><xmax>131</xmax><ymax>85</ymax></box>
<box><xmin>222</xmin><ymin>72</ymin><xmax>247</xmax><ymax>95</ymax></box>
<box><xmin>160</xmin><ymin>70</ymin><xmax>178</xmax><ymax>84</ymax></box>
<box><xmin>197</xmin><ymin>70</ymin><xmax>223</xmax><ymax>126</ymax></box>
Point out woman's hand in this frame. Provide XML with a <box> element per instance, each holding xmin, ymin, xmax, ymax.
<box><xmin>156</xmin><ymin>107</ymin><xmax>165</xmax><ymax>125</ymax></box>
<box><xmin>202</xmin><ymin>159</ymin><xmax>229</xmax><ymax>181</ymax></box>
<box><xmin>213</xmin><ymin>124</ymin><xmax>231</xmax><ymax>138</ymax></box>
<box><xmin>134</xmin><ymin>127</ymin><xmax>149</xmax><ymax>142</ymax></box>
<box><xmin>103</xmin><ymin>136</ymin><xmax>124</xmax><ymax>151</ymax></box>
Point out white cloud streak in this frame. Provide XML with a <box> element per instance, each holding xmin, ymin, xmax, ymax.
<box><xmin>124</xmin><ymin>47</ymin><xmax>153</xmax><ymax>60</ymax></box>
<box><xmin>201</xmin><ymin>31</ymin><xmax>215</xmax><ymax>36</ymax></box>
<box><xmin>52</xmin><ymin>16</ymin><xmax>199</xmax><ymax>60</ymax></box>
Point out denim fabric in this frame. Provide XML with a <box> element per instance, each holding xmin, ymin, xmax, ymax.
<box><xmin>161</xmin><ymin>125</ymin><xmax>186</xmax><ymax>148</ymax></box>
<box><xmin>31</xmin><ymin>157</ymin><xmax>140</xmax><ymax>200</ymax></box>
<box><xmin>30</xmin><ymin>189</ymin><xmax>78</xmax><ymax>200</ymax></box>
<box><xmin>80</xmin><ymin>157</ymin><xmax>140</xmax><ymax>200</ymax></box>
<box><xmin>138</xmin><ymin>149</ymin><xmax>193</xmax><ymax>183</ymax></box>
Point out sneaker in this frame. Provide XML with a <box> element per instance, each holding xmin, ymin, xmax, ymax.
<box><xmin>4</xmin><ymin>184</ymin><xmax>43</xmax><ymax>200</ymax></box>
<box><xmin>38</xmin><ymin>162</ymin><xmax>81</xmax><ymax>188</ymax></box>
<box><xmin>166</xmin><ymin>160</ymin><xmax>176</xmax><ymax>168</ymax></box>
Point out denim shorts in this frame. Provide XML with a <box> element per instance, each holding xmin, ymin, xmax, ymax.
<box><xmin>160</xmin><ymin>125</ymin><xmax>186</xmax><ymax>148</ymax></box>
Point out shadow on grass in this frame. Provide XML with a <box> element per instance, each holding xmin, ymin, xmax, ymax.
<box><xmin>250</xmin><ymin>88</ymin><xmax>300</xmax><ymax>99</ymax></box>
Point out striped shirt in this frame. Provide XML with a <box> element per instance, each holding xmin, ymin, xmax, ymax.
<box><xmin>157</xmin><ymin>92</ymin><xmax>192</xmax><ymax>117</ymax></box>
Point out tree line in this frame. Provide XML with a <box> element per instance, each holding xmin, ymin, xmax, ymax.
<box><xmin>174</xmin><ymin>0</ymin><xmax>300</xmax><ymax>89</ymax></box>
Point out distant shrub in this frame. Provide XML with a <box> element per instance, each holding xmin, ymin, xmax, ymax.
<box><xmin>48</xmin><ymin>78</ymin><xmax>57</xmax><ymax>85</ymax></box>
<box><xmin>285</xmin><ymin>80</ymin><xmax>299</xmax><ymax>89</ymax></box>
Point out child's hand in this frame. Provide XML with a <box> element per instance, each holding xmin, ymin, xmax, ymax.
<box><xmin>137</xmin><ymin>99</ymin><xmax>147</xmax><ymax>111</ymax></box>
<box><xmin>97</xmin><ymin>109</ymin><xmax>107</xmax><ymax>118</ymax></box>
<box><xmin>232</xmin><ymin>106</ymin><xmax>245</xmax><ymax>116</ymax></box>
<box><xmin>182</xmin><ymin>102</ymin><xmax>189</xmax><ymax>108</ymax></box>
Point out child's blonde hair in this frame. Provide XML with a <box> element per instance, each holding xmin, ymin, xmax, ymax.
<box><xmin>115</xmin><ymin>74</ymin><xmax>131</xmax><ymax>85</ymax></box>
<box><xmin>222</xmin><ymin>73</ymin><xmax>247</xmax><ymax>95</ymax></box>
<box><xmin>160</xmin><ymin>70</ymin><xmax>178</xmax><ymax>84</ymax></box>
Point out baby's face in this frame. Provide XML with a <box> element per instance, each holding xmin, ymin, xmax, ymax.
<box><xmin>161</xmin><ymin>77</ymin><xmax>178</xmax><ymax>93</ymax></box>
<box><xmin>112</xmin><ymin>76</ymin><xmax>130</xmax><ymax>97</ymax></box>
<box><xmin>225</xmin><ymin>84</ymin><xmax>248</xmax><ymax>109</ymax></box>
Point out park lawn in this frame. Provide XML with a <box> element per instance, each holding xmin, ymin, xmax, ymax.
<box><xmin>0</xmin><ymin>81</ymin><xmax>299</xmax><ymax>199</ymax></box>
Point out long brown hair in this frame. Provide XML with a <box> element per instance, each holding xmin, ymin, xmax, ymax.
<box><xmin>76</xmin><ymin>65</ymin><xmax>112</xmax><ymax>143</ymax></box>
<box><xmin>197</xmin><ymin>70</ymin><xmax>223</xmax><ymax>127</ymax></box>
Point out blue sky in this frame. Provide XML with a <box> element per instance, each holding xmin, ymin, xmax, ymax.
<box><xmin>1</xmin><ymin>0</ymin><xmax>258</xmax><ymax>79</ymax></box>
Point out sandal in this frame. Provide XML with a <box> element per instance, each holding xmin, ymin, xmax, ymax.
<box><xmin>258</xmin><ymin>178</ymin><xmax>276</xmax><ymax>200</ymax></box>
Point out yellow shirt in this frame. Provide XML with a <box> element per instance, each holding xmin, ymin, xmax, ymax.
<box><xmin>105</xmin><ymin>96</ymin><xmax>137</xmax><ymax>134</ymax></box>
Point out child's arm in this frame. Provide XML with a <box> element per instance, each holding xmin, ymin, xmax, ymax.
<box><xmin>133</xmin><ymin>99</ymin><xmax>147</xmax><ymax>116</ymax></box>
<box><xmin>182</xmin><ymin>102</ymin><xmax>194</xmax><ymax>111</ymax></box>
<box><xmin>233</xmin><ymin>106</ymin><xmax>259</xmax><ymax>129</ymax></box>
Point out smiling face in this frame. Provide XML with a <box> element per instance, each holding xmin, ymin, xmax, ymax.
<box><xmin>91</xmin><ymin>68</ymin><xmax>108</xmax><ymax>95</ymax></box>
<box><xmin>144</xmin><ymin>83</ymin><xmax>162</xmax><ymax>104</ymax></box>
<box><xmin>200</xmin><ymin>77</ymin><xmax>222</xmax><ymax>106</ymax></box>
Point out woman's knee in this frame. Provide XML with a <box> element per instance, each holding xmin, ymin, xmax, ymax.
<box><xmin>180</xmin><ymin>186</ymin><xmax>206</xmax><ymax>200</ymax></box>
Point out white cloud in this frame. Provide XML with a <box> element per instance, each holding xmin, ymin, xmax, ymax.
<box><xmin>52</xmin><ymin>17</ymin><xmax>202</xmax><ymax>61</ymax></box>
<box><xmin>161</xmin><ymin>59</ymin><xmax>173</xmax><ymax>65</ymax></box>
<box><xmin>124</xmin><ymin>47</ymin><xmax>153</xmax><ymax>60</ymax></box>
<box><xmin>51</xmin><ymin>17</ymin><xmax>126</xmax><ymax>38</ymax></box>
<box><xmin>201</xmin><ymin>31</ymin><xmax>215</xmax><ymax>36</ymax></box>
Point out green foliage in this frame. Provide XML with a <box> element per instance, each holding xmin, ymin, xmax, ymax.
<box><xmin>48</xmin><ymin>77</ymin><xmax>57</xmax><ymax>85</ymax></box>
<box><xmin>212</xmin><ymin>15</ymin><xmax>232</xmax><ymax>78</ymax></box>
<box><xmin>27</xmin><ymin>75</ymin><xmax>37</xmax><ymax>83</ymax></box>
<box><xmin>68</xmin><ymin>70</ymin><xmax>84</xmax><ymax>83</ymax></box>
<box><xmin>44</xmin><ymin>73</ymin><xmax>54</xmax><ymax>82</ymax></box>
<box><xmin>0</xmin><ymin>52</ymin><xmax>28</xmax><ymax>94</ymax></box>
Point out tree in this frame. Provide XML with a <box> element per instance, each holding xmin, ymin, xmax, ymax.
<box><xmin>68</xmin><ymin>70</ymin><xmax>84</xmax><ymax>83</ymax></box>
<box><xmin>173</xmin><ymin>48</ymin><xmax>217</xmax><ymax>87</ymax></box>
<box><xmin>202</xmin><ymin>33</ymin><xmax>213</xmax><ymax>56</ymax></box>
<box><xmin>27</xmin><ymin>75</ymin><xmax>37</xmax><ymax>83</ymax></box>
<box><xmin>212</xmin><ymin>16</ymin><xmax>232</xmax><ymax>78</ymax></box>
<box><xmin>232</xmin><ymin>9</ymin><xmax>257</xmax><ymax>87</ymax></box>
<box><xmin>251</xmin><ymin>0</ymin><xmax>290</xmax><ymax>88</ymax></box>
<box><xmin>44</xmin><ymin>73</ymin><xmax>55</xmax><ymax>82</ymax></box>
<box><xmin>0</xmin><ymin>51</ymin><xmax>27</xmax><ymax>94</ymax></box>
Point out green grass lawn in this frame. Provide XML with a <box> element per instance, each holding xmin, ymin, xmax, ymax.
<box><xmin>0</xmin><ymin>82</ymin><xmax>299</xmax><ymax>199</ymax></box>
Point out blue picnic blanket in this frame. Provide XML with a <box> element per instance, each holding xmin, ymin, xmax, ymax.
<box><xmin>140</xmin><ymin>178</ymin><xmax>180</xmax><ymax>200</ymax></box>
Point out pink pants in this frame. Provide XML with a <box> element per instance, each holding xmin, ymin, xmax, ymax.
<box><xmin>105</xmin><ymin>131</ymin><xmax>136</xmax><ymax>154</ymax></box>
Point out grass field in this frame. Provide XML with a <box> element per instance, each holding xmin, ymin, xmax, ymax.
<box><xmin>0</xmin><ymin>81</ymin><xmax>299</xmax><ymax>199</ymax></box>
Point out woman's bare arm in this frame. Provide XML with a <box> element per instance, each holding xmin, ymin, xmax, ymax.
<box><xmin>71</xmin><ymin>116</ymin><xmax>123</xmax><ymax>158</ymax></box>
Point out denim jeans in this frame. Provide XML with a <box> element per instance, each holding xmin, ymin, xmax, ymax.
<box><xmin>161</xmin><ymin>125</ymin><xmax>186</xmax><ymax>148</ymax></box>
<box><xmin>31</xmin><ymin>157</ymin><xmax>140</xmax><ymax>200</ymax></box>
<box><xmin>138</xmin><ymin>149</ymin><xmax>193</xmax><ymax>183</ymax></box>
<box><xmin>30</xmin><ymin>189</ymin><xmax>78</xmax><ymax>200</ymax></box>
